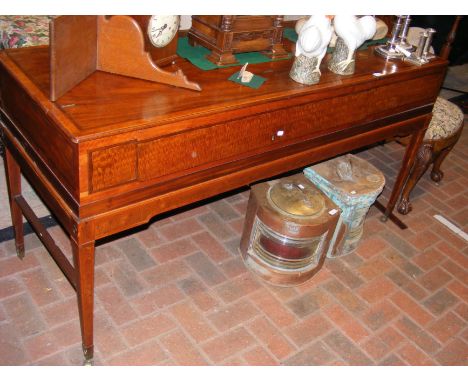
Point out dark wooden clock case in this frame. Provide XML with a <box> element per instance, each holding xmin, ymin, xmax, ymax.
<box><xmin>187</xmin><ymin>15</ymin><xmax>289</xmax><ymax>66</ymax></box>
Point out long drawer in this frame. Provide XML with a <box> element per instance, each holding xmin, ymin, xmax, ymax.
<box><xmin>87</xmin><ymin>71</ymin><xmax>441</xmax><ymax>195</ymax></box>
<box><xmin>89</xmin><ymin>90</ymin><xmax>370</xmax><ymax>193</ymax></box>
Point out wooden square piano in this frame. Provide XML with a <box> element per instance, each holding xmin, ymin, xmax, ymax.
<box><xmin>0</xmin><ymin>21</ymin><xmax>447</xmax><ymax>363</ymax></box>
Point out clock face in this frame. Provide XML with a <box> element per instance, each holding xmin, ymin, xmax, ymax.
<box><xmin>148</xmin><ymin>15</ymin><xmax>180</xmax><ymax>48</ymax></box>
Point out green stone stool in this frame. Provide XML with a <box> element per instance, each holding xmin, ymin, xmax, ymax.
<box><xmin>304</xmin><ymin>154</ymin><xmax>385</xmax><ymax>257</ymax></box>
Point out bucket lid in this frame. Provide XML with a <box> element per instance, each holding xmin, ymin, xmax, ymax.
<box><xmin>268</xmin><ymin>179</ymin><xmax>325</xmax><ymax>217</ymax></box>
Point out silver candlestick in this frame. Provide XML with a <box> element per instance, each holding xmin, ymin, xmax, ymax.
<box><xmin>423</xmin><ymin>28</ymin><xmax>437</xmax><ymax>60</ymax></box>
<box><xmin>404</xmin><ymin>28</ymin><xmax>437</xmax><ymax>66</ymax></box>
<box><xmin>398</xmin><ymin>16</ymin><xmax>415</xmax><ymax>52</ymax></box>
<box><xmin>375</xmin><ymin>15</ymin><xmax>406</xmax><ymax>60</ymax></box>
<box><xmin>415</xmin><ymin>31</ymin><xmax>428</xmax><ymax>58</ymax></box>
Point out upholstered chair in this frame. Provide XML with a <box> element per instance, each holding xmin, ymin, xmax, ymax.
<box><xmin>396</xmin><ymin>17</ymin><xmax>465</xmax><ymax>215</ymax></box>
<box><xmin>397</xmin><ymin>97</ymin><xmax>464</xmax><ymax>214</ymax></box>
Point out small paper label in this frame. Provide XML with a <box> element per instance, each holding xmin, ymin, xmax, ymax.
<box><xmin>297</xmin><ymin>184</ymin><xmax>305</xmax><ymax>190</ymax></box>
<box><xmin>328</xmin><ymin>209</ymin><xmax>338</xmax><ymax>215</ymax></box>
<box><xmin>351</xmin><ymin>190</ymin><xmax>357</xmax><ymax>195</ymax></box>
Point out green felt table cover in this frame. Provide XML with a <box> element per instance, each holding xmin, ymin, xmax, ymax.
<box><xmin>283</xmin><ymin>27</ymin><xmax>299</xmax><ymax>43</ymax></box>
<box><xmin>228</xmin><ymin>71</ymin><xmax>267</xmax><ymax>89</ymax></box>
<box><xmin>177</xmin><ymin>30</ymin><xmax>388</xmax><ymax>75</ymax></box>
<box><xmin>177</xmin><ymin>37</ymin><xmax>291</xmax><ymax>71</ymax></box>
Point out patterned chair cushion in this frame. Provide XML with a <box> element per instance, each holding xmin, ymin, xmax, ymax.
<box><xmin>426</xmin><ymin>96</ymin><xmax>464</xmax><ymax>140</ymax></box>
<box><xmin>0</xmin><ymin>16</ymin><xmax>54</xmax><ymax>49</ymax></box>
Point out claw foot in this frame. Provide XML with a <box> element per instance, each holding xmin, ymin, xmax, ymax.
<box><xmin>430</xmin><ymin>169</ymin><xmax>443</xmax><ymax>183</ymax></box>
<box><xmin>397</xmin><ymin>198</ymin><xmax>412</xmax><ymax>215</ymax></box>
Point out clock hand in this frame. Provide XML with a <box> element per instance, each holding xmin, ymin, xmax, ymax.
<box><xmin>154</xmin><ymin>23</ymin><xmax>168</xmax><ymax>38</ymax></box>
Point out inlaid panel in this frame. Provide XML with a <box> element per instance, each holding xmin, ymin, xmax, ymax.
<box><xmin>90</xmin><ymin>142</ymin><xmax>137</xmax><ymax>192</ymax></box>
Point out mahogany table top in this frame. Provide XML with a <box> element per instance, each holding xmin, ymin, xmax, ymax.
<box><xmin>2</xmin><ymin>46</ymin><xmax>447</xmax><ymax>141</ymax></box>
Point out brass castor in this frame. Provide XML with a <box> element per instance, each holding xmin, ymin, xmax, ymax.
<box><xmin>16</xmin><ymin>244</ymin><xmax>25</xmax><ymax>259</ymax></box>
<box><xmin>380</xmin><ymin>215</ymin><xmax>389</xmax><ymax>223</ymax></box>
<box><xmin>83</xmin><ymin>358</ymin><xmax>93</xmax><ymax>366</ymax></box>
<box><xmin>82</xmin><ymin>346</ymin><xmax>94</xmax><ymax>366</ymax></box>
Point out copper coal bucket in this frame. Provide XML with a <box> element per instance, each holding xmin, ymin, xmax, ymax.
<box><xmin>239</xmin><ymin>174</ymin><xmax>341</xmax><ymax>286</ymax></box>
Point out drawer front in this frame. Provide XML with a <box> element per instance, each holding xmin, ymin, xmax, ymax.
<box><xmin>232</xmin><ymin>30</ymin><xmax>275</xmax><ymax>52</ymax></box>
<box><xmin>137</xmin><ymin>90</ymin><xmax>370</xmax><ymax>182</ymax></box>
<box><xmin>371</xmin><ymin>73</ymin><xmax>442</xmax><ymax>119</ymax></box>
<box><xmin>138</xmin><ymin>113</ymin><xmax>278</xmax><ymax>181</ymax></box>
<box><xmin>90</xmin><ymin>142</ymin><xmax>137</xmax><ymax>192</ymax></box>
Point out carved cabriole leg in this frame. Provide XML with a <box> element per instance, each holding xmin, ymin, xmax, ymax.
<box><xmin>430</xmin><ymin>145</ymin><xmax>450</xmax><ymax>183</ymax></box>
<box><xmin>383</xmin><ymin>118</ymin><xmax>430</xmax><ymax>220</ymax></box>
<box><xmin>71</xmin><ymin>238</ymin><xmax>95</xmax><ymax>365</ymax></box>
<box><xmin>430</xmin><ymin>130</ymin><xmax>463</xmax><ymax>183</ymax></box>
<box><xmin>4</xmin><ymin>147</ymin><xmax>25</xmax><ymax>258</ymax></box>
<box><xmin>397</xmin><ymin>143</ymin><xmax>433</xmax><ymax>215</ymax></box>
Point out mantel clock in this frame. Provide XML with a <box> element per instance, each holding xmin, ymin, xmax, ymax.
<box><xmin>188</xmin><ymin>15</ymin><xmax>289</xmax><ymax>66</ymax></box>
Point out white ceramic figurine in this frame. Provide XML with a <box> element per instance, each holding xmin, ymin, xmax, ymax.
<box><xmin>328</xmin><ymin>15</ymin><xmax>377</xmax><ymax>75</ymax></box>
<box><xmin>289</xmin><ymin>15</ymin><xmax>333</xmax><ymax>85</ymax></box>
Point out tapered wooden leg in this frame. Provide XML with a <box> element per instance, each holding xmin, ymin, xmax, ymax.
<box><xmin>397</xmin><ymin>143</ymin><xmax>433</xmax><ymax>215</ymax></box>
<box><xmin>4</xmin><ymin>147</ymin><xmax>25</xmax><ymax>259</ymax></box>
<box><xmin>71</xmin><ymin>239</ymin><xmax>95</xmax><ymax>365</ymax></box>
<box><xmin>382</xmin><ymin>123</ymin><xmax>428</xmax><ymax>221</ymax></box>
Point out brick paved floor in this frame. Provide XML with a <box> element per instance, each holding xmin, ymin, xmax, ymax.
<box><xmin>0</xmin><ymin>119</ymin><xmax>466</xmax><ymax>366</ymax></box>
